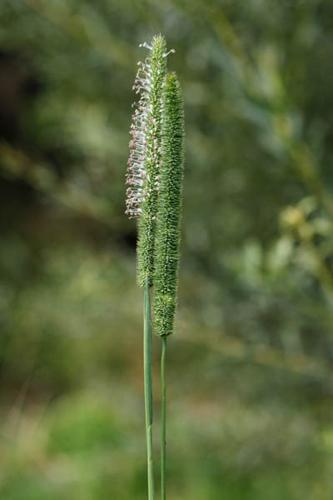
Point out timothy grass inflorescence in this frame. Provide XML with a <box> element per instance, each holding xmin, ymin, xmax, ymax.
<box><xmin>154</xmin><ymin>72</ymin><xmax>185</xmax><ymax>337</ymax></box>
<box><xmin>126</xmin><ymin>35</ymin><xmax>169</xmax><ymax>287</ymax></box>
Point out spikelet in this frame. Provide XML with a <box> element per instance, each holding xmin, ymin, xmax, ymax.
<box><xmin>154</xmin><ymin>73</ymin><xmax>185</xmax><ymax>336</ymax></box>
<box><xmin>125</xmin><ymin>35</ymin><xmax>174</xmax><ymax>287</ymax></box>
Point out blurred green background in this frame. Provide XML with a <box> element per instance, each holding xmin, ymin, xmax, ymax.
<box><xmin>1</xmin><ymin>0</ymin><xmax>333</xmax><ymax>498</ymax></box>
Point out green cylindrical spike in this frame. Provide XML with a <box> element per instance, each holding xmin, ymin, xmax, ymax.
<box><xmin>136</xmin><ymin>35</ymin><xmax>167</xmax><ymax>287</ymax></box>
<box><xmin>154</xmin><ymin>72</ymin><xmax>185</xmax><ymax>337</ymax></box>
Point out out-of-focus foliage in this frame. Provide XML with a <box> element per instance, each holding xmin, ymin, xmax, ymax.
<box><xmin>0</xmin><ymin>0</ymin><xmax>333</xmax><ymax>498</ymax></box>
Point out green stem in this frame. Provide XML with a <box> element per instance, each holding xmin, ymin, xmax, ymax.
<box><xmin>160</xmin><ymin>335</ymin><xmax>167</xmax><ymax>500</ymax></box>
<box><xmin>144</xmin><ymin>283</ymin><xmax>155</xmax><ymax>500</ymax></box>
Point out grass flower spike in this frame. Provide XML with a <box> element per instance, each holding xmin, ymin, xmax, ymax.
<box><xmin>154</xmin><ymin>72</ymin><xmax>185</xmax><ymax>337</ymax></box>
<box><xmin>126</xmin><ymin>34</ymin><xmax>169</xmax><ymax>287</ymax></box>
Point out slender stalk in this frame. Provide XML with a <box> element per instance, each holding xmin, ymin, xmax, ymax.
<box><xmin>144</xmin><ymin>282</ymin><xmax>154</xmax><ymax>500</ymax></box>
<box><xmin>160</xmin><ymin>335</ymin><xmax>167</xmax><ymax>500</ymax></box>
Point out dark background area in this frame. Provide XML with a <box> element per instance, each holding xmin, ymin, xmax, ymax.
<box><xmin>0</xmin><ymin>0</ymin><xmax>333</xmax><ymax>498</ymax></box>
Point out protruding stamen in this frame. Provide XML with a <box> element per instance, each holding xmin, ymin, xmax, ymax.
<box><xmin>139</xmin><ymin>42</ymin><xmax>152</xmax><ymax>50</ymax></box>
<box><xmin>164</xmin><ymin>49</ymin><xmax>176</xmax><ymax>57</ymax></box>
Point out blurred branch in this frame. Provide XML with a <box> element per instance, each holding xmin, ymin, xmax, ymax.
<box><xmin>0</xmin><ymin>142</ymin><xmax>121</xmax><ymax>227</ymax></box>
<box><xmin>204</xmin><ymin>5</ymin><xmax>333</xmax><ymax>218</ymax></box>
<box><xmin>181</xmin><ymin>325</ymin><xmax>333</xmax><ymax>383</ymax></box>
<box><xmin>22</xmin><ymin>0</ymin><xmax>134</xmax><ymax>69</ymax></box>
